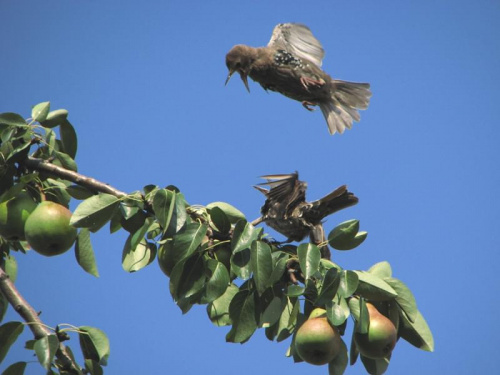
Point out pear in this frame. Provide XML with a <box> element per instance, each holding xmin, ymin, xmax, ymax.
<box><xmin>0</xmin><ymin>191</ymin><xmax>37</xmax><ymax>241</ymax></box>
<box><xmin>354</xmin><ymin>302</ymin><xmax>397</xmax><ymax>359</ymax></box>
<box><xmin>24</xmin><ymin>201</ymin><xmax>77</xmax><ymax>256</ymax></box>
<box><xmin>295</xmin><ymin>312</ymin><xmax>341</xmax><ymax>365</ymax></box>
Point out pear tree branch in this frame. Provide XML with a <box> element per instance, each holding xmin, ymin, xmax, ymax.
<box><xmin>23</xmin><ymin>156</ymin><xmax>127</xmax><ymax>198</ymax></box>
<box><xmin>0</xmin><ymin>267</ymin><xmax>83</xmax><ymax>374</ymax></box>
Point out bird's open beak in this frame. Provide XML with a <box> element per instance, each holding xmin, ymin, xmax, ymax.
<box><xmin>225</xmin><ymin>69</ymin><xmax>250</xmax><ymax>93</ymax></box>
<box><xmin>240</xmin><ymin>73</ymin><xmax>250</xmax><ymax>93</ymax></box>
<box><xmin>225</xmin><ymin>69</ymin><xmax>235</xmax><ymax>86</ymax></box>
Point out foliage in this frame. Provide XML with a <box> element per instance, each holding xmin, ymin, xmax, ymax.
<box><xmin>0</xmin><ymin>103</ymin><xmax>433</xmax><ymax>374</ymax></box>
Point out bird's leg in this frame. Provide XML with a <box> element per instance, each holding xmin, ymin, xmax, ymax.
<box><xmin>310</xmin><ymin>224</ymin><xmax>331</xmax><ymax>260</ymax></box>
<box><xmin>302</xmin><ymin>101</ymin><xmax>317</xmax><ymax>111</ymax></box>
<box><xmin>300</xmin><ymin>76</ymin><xmax>325</xmax><ymax>91</ymax></box>
<box><xmin>251</xmin><ymin>217</ymin><xmax>264</xmax><ymax>226</ymax></box>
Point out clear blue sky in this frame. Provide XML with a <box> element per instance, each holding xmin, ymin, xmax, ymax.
<box><xmin>1</xmin><ymin>1</ymin><xmax>499</xmax><ymax>374</ymax></box>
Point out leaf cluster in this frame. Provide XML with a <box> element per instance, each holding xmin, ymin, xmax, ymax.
<box><xmin>0</xmin><ymin>103</ymin><xmax>434</xmax><ymax>375</ymax></box>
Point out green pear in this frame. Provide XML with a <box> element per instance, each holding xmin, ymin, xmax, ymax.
<box><xmin>24</xmin><ymin>201</ymin><xmax>77</xmax><ymax>256</ymax></box>
<box><xmin>354</xmin><ymin>302</ymin><xmax>397</xmax><ymax>359</ymax></box>
<box><xmin>295</xmin><ymin>315</ymin><xmax>341</xmax><ymax>366</ymax></box>
<box><xmin>0</xmin><ymin>191</ymin><xmax>37</xmax><ymax>241</ymax></box>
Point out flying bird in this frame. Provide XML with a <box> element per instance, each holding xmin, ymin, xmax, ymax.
<box><xmin>253</xmin><ymin>172</ymin><xmax>358</xmax><ymax>258</ymax></box>
<box><xmin>225</xmin><ymin>23</ymin><xmax>372</xmax><ymax>135</ymax></box>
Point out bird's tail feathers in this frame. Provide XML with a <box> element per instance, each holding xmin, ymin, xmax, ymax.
<box><xmin>315</xmin><ymin>185</ymin><xmax>359</xmax><ymax>215</ymax></box>
<box><xmin>319</xmin><ymin>80</ymin><xmax>372</xmax><ymax>135</ymax></box>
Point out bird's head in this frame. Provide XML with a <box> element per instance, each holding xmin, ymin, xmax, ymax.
<box><xmin>225</xmin><ymin>45</ymin><xmax>256</xmax><ymax>92</ymax></box>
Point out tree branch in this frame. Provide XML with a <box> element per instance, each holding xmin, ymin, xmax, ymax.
<box><xmin>0</xmin><ymin>267</ymin><xmax>83</xmax><ymax>374</ymax></box>
<box><xmin>23</xmin><ymin>157</ymin><xmax>127</xmax><ymax>198</ymax></box>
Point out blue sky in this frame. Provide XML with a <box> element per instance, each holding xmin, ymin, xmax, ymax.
<box><xmin>1</xmin><ymin>1</ymin><xmax>499</xmax><ymax>374</ymax></box>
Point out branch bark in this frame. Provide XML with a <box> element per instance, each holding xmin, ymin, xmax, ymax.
<box><xmin>0</xmin><ymin>267</ymin><xmax>83</xmax><ymax>374</ymax></box>
<box><xmin>23</xmin><ymin>156</ymin><xmax>128</xmax><ymax>198</ymax></box>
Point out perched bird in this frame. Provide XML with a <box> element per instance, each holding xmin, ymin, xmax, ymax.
<box><xmin>225</xmin><ymin>23</ymin><xmax>372</xmax><ymax>135</ymax></box>
<box><xmin>253</xmin><ymin>172</ymin><xmax>358</xmax><ymax>258</ymax></box>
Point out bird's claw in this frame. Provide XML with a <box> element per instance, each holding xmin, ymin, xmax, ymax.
<box><xmin>302</xmin><ymin>101</ymin><xmax>317</xmax><ymax>111</ymax></box>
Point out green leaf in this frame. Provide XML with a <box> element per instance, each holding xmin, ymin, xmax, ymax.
<box><xmin>42</xmin><ymin>178</ymin><xmax>71</xmax><ymax>206</ymax></box>
<box><xmin>78</xmin><ymin>326</ymin><xmax>110</xmax><ymax>365</ymax></box>
<box><xmin>0</xmin><ymin>321</ymin><xmax>24</xmax><ymax>363</ymax></box>
<box><xmin>260</xmin><ymin>296</ymin><xmax>282</xmax><ymax>328</ymax></box>
<box><xmin>354</xmin><ymin>271</ymin><xmax>398</xmax><ymax>301</ymax></box>
<box><xmin>303</xmin><ymin>279</ymin><xmax>318</xmax><ymax>303</ymax></box>
<box><xmin>0</xmin><ymin>295</ymin><xmax>8</xmax><ymax>323</ymax></box>
<box><xmin>45</xmin><ymin>128</ymin><xmax>56</xmax><ymax>152</ymax></box>
<box><xmin>326</xmin><ymin>297</ymin><xmax>350</xmax><ymax>326</ymax></box>
<box><xmin>0</xmin><ymin>113</ymin><xmax>27</xmax><ymax>128</ymax></box>
<box><xmin>70</xmin><ymin>194</ymin><xmax>120</xmax><ymax>232</ymax></box>
<box><xmin>315</xmin><ymin>267</ymin><xmax>340</xmax><ymax>306</ymax></box>
<box><xmin>338</xmin><ymin>270</ymin><xmax>359</xmax><ymax>298</ymax></box>
<box><xmin>157</xmin><ymin>222</ymin><xmax>207</xmax><ymax>276</ymax></box>
<box><xmin>231</xmin><ymin>220</ymin><xmax>262</xmax><ymax>253</ymax></box>
<box><xmin>286</xmin><ymin>284</ymin><xmax>305</xmax><ymax>297</ymax></box>
<box><xmin>84</xmin><ymin>359</ymin><xmax>103</xmax><ymax>375</ymax></box>
<box><xmin>231</xmin><ymin>248</ymin><xmax>251</xmax><ymax>280</ymax></box>
<box><xmin>125</xmin><ymin>217</ymin><xmax>153</xmax><ymax>253</ymax></box>
<box><xmin>207</xmin><ymin>283</ymin><xmax>239</xmax><ymax>327</ymax></box>
<box><xmin>230</xmin><ymin>221</ymin><xmax>260</xmax><ymax>280</ymax></box>
<box><xmin>269</xmin><ymin>251</ymin><xmax>289</xmax><ymax>284</ymax></box>
<box><xmin>3</xmin><ymin>254</ymin><xmax>18</xmax><ymax>283</ymax></box>
<box><xmin>75</xmin><ymin>228</ymin><xmax>99</xmax><ymax>277</ymax></box>
<box><xmin>250</xmin><ymin>241</ymin><xmax>273</xmax><ymax>295</ymax></box>
<box><xmin>384</xmin><ymin>277</ymin><xmax>417</xmax><ymax>322</ymax></box>
<box><xmin>122</xmin><ymin>238</ymin><xmax>156</xmax><ymax>273</ymax></box>
<box><xmin>66</xmin><ymin>185</ymin><xmax>94</xmax><ymax>200</ymax></box>
<box><xmin>328</xmin><ymin>219</ymin><xmax>367</xmax><ymax>250</ymax></box>
<box><xmin>368</xmin><ymin>261</ymin><xmax>392</xmax><ymax>278</ymax></box>
<box><xmin>1</xmin><ymin>361</ymin><xmax>27</xmax><ymax>375</ymax></box>
<box><xmin>226</xmin><ymin>290</ymin><xmax>258</xmax><ymax>343</ymax></box>
<box><xmin>297</xmin><ymin>243</ymin><xmax>320</xmax><ymax>280</ymax></box>
<box><xmin>349</xmin><ymin>327</ymin><xmax>359</xmax><ymax>365</ymax></box>
<box><xmin>347</xmin><ymin>297</ymin><xmax>360</xmax><ymax>321</ymax></box>
<box><xmin>31</xmin><ymin>101</ymin><xmax>50</xmax><ymax>122</ymax></box>
<box><xmin>328</xmin><ymin>338</ymin><xmax>348</xmax><ymax>375</ymax></box>
<box><xmin>34</xmin><ymin>334</ymin><xmax>59</xmax><ymax>370</ymax></box>
<box><xmin>153</xmin><ymin>190</ymin><xmax>187</xmax><ymax>236</ymax></box>
<box><xmin>357</xmin><ymin>298</ymin><xmax>369</xmax><ymax>334</ymax></box>
<box><xmin>206</xmin><ymin>201</ymin><xmax>245</xmax><ymax>224</ymax></box>
<box><xmin>399</xmin><ymin>310</ymin><xmax>434</xmax><ymax>352</ymax></box>
<box><xmin>152</xmin><ymin>189</ymin><xmax>173</xmax><ymax>231</ymax></box>
<box><xmin>54</xmin><ymin>150</ymin><xmax>77</xmax><ymax>172</ymax></box>
<box><xmin>276</xmin><ymin>297</ymin><xmax>300</xmax><ymax>342</ymax></box>
<box><xmin>360</xmin><ymin>355</ymin><xmax>390</xmax><ymax>375</ymax></box>
<box><xmin>209</xmin><ymin>206</ymin><xmax>231</xmax><ymax>235</ymax></box>
<box><xmin>40</xmin><ymin>109</ymin><xmax>69</xmax><ymax>128</ymax></box>
<box><xmin>59</xmin><ymin>119</ymin><xmax>77</xmax><ymax>159</ymax></box>
<box><xmin>169</xmin><ymin>252</ymin><xmax>206</xmax><ymax>300</ymax></box>
<box><xmin>201</xmin><ymin>259</ymin><xmax>230</xmax><ymax>304</ymax></box>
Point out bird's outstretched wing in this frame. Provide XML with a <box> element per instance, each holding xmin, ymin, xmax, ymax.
<box><xmin>256</xmin><ymin>172</ymin><xmax>301</xmax><ymax>201</ymax></box>
<box><xmin>268</xmin><ymin>23</ymin><xmax>325</xmax><ymax>67</ymax></box>
<box><xmin>255</xmin><ymin>172</ymin><xmax>306</xmax><ymax>217</ymax></box>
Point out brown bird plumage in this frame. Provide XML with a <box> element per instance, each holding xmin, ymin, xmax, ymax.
<box><xmin>225</xmin><ymin>23</ymin><xmax>372</xmax><ymax>135</ymax></box>
<box><xmin>254</xmin><ymin>173</ymin><xmax>358</xmax><ymax>257</ymax></box>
